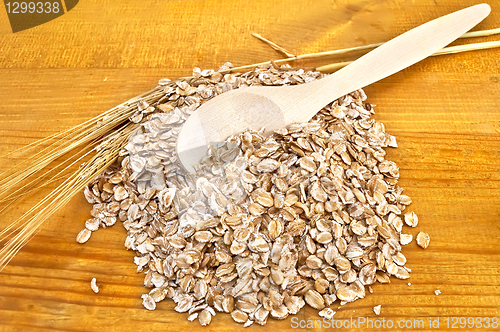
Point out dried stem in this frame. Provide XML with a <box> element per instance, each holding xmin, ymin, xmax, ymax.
<box><xmin>316</xmin><ymin>40</ymin><xmax>500</xmax><ymax>73</ymax></box>
<box><xmin>461</xmin><ymin>27</ymin><xmax>500</xmax><ymax>38</ymax></box>
<box><xmin>0</xmin><ymin>143</ymin><xmax>95</xmax><ymax>204</ymax></box>
<box><xmin>226</xmin><ymin>27</ymin><xmax>500</xmax><ymax>74</ymax></box>
<box><xmin>251</xmin><ymin>32</ymin><xmax>296</xmax><ymax>57</ymax></box>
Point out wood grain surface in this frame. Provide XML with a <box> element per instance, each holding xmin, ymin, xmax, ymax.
<box><xmin>0</xmin><ymin>0</ymin><xmax>499</xmax><ymax>331</ymax></box>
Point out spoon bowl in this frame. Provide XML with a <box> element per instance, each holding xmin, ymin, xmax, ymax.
<box><xmin>176</xmin><ymin>87</ymin><xmax>286</xmax><ymax>171</ymax></box>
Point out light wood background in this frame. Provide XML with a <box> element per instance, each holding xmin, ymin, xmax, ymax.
<box><xmin>0</xmin><ymin>0</ymin><xmax>499</xmax><ymax>331</ymax></box>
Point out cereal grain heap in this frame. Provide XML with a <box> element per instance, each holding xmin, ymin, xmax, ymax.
<box><xmin>78</xmin><ymin>64</ymin><xmax>423</xmax><ymax>326</ymax></box>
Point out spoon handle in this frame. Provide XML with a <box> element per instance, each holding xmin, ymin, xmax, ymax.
<box><xmin>269</xmin><ymin>4</ymin><xmax>490</xmax><ymax>125</ymax></box>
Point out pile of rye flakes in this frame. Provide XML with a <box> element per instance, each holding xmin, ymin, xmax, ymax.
<box><xmin>77</xmin><ymin>64</ymin><xmax>429</xmax><ymax>326</ymax></box>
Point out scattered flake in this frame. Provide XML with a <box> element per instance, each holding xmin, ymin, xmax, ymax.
<box><xmin>404</xmin><ymin>211</ymin><xmax>419</xmax><ymax>227</ymax></box>
<box><xmin>141</xmin><ymin>294</ymin><xmax>156</xmax><ymax>310</ymax></box>
<box><xmin>373</xmin><ymin>305</ymin><xmax>381</xmax><ymax>315</ymax></box>
<box><xmin>199</xmin><ymin>309</ymin><xmax>212</xmax><ymax>326</ymax></box>
<box><xmin>76</xmin><ymin>228</ymin><xmax>91</xmax><ymax>244</ymax></box>
<box><xmin>319</xmin><ymin>308</ymin><xmax>336</xmax><ymax>319</ymax></box>
<box><xmin>85</xmin><ymin>218</ymin><xmax>100</xmax><ymax>232</ymax></box>
<box><xmin>231</xmin><ymin>310</ymin><xmax>248</xmax><ymax>323</ymax></box>
<box><xmin>400</xmin><ymin>233</ymin><xmax>413</xmax><ymax>245</ymax></box>
<box><xmin>434</xmin><ymin>290</ymin><xmax>441</xmax><ymax>296</ymax></box>
<box><xmin>305</xmin><ymin>290</ymin><xmax>325</xmax><ymax>310</ymax></box>
<box><xmin>90</xmin><ymin>278</ymin><xmax>99</xmax><ymax>293</ymax></box>
<box><xmin>187</xmin><ymin>313</ymin><xmax>198</xmax><ymax>322</ymax></box>
<box><xmin>416</xmin><ymin>232</ymin><xmax>430</xmax><ymax>249</ymax></box>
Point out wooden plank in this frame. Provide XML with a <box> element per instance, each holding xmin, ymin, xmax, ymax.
<box><xmin>0</xmin><ymin>0</ymin><xmax>499</xmax><ymax>331</ymax></box>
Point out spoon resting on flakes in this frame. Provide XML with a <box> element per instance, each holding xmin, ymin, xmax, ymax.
<box><xmin>176</xmin><ymin>4</ymin><xmax>490</xmax><ymax>172</ymax></box>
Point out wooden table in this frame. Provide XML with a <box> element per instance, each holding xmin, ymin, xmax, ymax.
<box><xmin>0</xmin><ymin>1</ymin><xmax>499</xmax><ymax>331</ymax></box>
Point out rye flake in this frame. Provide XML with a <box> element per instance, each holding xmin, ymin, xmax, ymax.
<box><xmin>78</xmin><ymin>64</ymin><xmax>427</xmax><ymax>326</ymax></box>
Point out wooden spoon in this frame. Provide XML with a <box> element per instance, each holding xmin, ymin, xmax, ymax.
<box><xmin>177</xmin><ymin>4</ymin><xmax>490</xmax><ymax>172</ymax></box>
